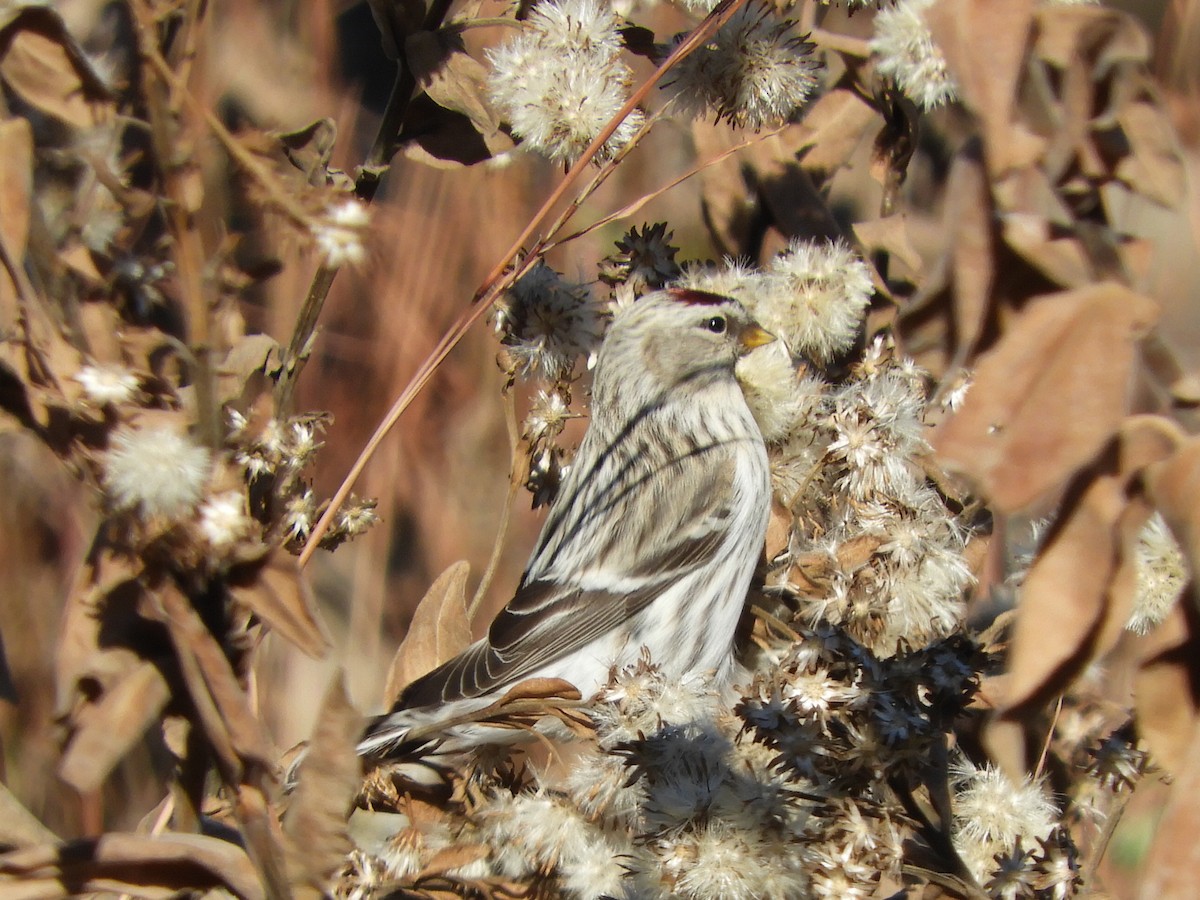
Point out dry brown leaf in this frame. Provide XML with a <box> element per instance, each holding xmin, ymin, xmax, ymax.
<box><xmin>1144</xmin><ymin>437</ymin><xmax>1200</xmax><ymax>582</ymax></box>
<box><xmin>0</xmin><ymin>832</ymin><xmax>264</xmax><ymax>900</ymax></box>
<box><xmin>229</xmin><ymin>550</ymin><xmax>331</xmax><ymax>660</ymax></box>
<box><xmin>1003</xmin><ymin>417</ymin><xmax>1180</xmax><ymax>711</ymax></box>
<box><xmin>276</xmin><ymin>118</ymin><xmax>351</xmax><ymax>189</ymax></box>
<box><xmin>283</xmin><ymin>673</ymin><xmax>359</xmax><ymax>899</ymax></box>
<box><xmin>926</xmin><ymin>0</ymin><xmax>1035</xmax><ymax>174</ymax></box>
<box><xmin>852</xmin><ymin>214</ymin><xmax>922</xmax><ymax>275</ymax></box>
<box><xmin>235</xmin><ymin>781</ymin><xmax>291</xmax><ymax>900</ymax></box>
<box><xmin>1135</xmin><ymin>704</ymin><xmax>1200</xmax><ymax>900</ymax></box>
<box><xmin>764</xmin><ymin>500</ymin><xmax>791</xmax><ymax>562</ymax></box>
<box><xmin>496</xmin><ymin>677</ymin><xmax>581</xmax><ymax>704</ymax></box>
<box><xmin>944</xmin><ymin>144</ymin><xmax>994</xmax><ymax>360</ymax></box>
<box><xmin>1117</xmin><ymin>99</ymin><xmax>1186</xmax><ymax>208</ymax></box>
<box><xmin>146</xmin><ymin>580</ymin><xmax>274</xmax><ymax>780</ymax></box>
<box><xmin>402</xmin><ymin>31</ymin><xmax>514</xmax><ymax>167</ymax></box>
<box><xmin>1003</xmin><ymin>456</ymin><xmax>1123</xmax><ymax>712</ymax></box>
<box><xmin>0</xmin><ymin>782</ymin><xmax>57</xmax><ymax>849</ymax></box>
<box><xmin>0</xmin><ymin>115</ymin><xmax>31</xmax><ymax>277</ymax></box>
<box><xmin>0</xmin><ymin>17</ymin><xmax>111</xmax><ymax>129</ymax></box>
<box><xmin>794</xmin><ymin>87</ymin><xmax>878</xmax><ymax>174</ymax></box>
<box><xmin>58</xmin><ymin>661</ymin><xmax>172</xmax><ymax>794</ymax></box>
<box><xmin>418</xmin><ymin>844</ymin><xmax>490</xmax><ymax>880</ymax></box>
<box><xmin>1134</xmin><ymin>602</ymin><xmax>1200</xmax><ymax>778</ymax></box>
<box><xmin>384</xmin><ymin>561</ymin><xmax>473</xmax><ymax>704</ymax></box>
<box><xmin>217</xmin><ymin>335</ymin><xmax>284</xmax><ymax>404</ymax></box>
<box><xmin>932</xmin><ymin>282</ymin><xmax>1159</xmax><ymax>512</ymax></box>
<box><xmin>1001</xmin><ymin>216</ymin><xmax>1091</xmax><ymax>288</ymax></box>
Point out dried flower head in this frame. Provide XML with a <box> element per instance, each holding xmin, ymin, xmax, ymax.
<box><xmin>313</xmin><ymin>199</ymin><xmax>369</xmax><ymax>267</ymax></box>
<box><xmin>1127</xmin><ymin>512</ymin><xmax>1186</xmax><ymax>635</ymax></box>
<box><xmin>599</xmin><ymin>223</ymin><xmax>682</xmax><ymax>302</ymax></box>
<box><xmin>198</xmin><ymin>490</ymin><xmax>252</xmax><ymax>551</ymax></box>
<box><xmin>756</xmin><ymin>238</ymin><xmax>875</xmax><ymax>364</ymax></box>
<box><xmin>496</xmin><ymin>262</ymin><xmax>605</xmax><ymax>381</ymax></box>
<box><xmin>75</xmin><ymin>364</ymin><xmax>140</xmax><ymax>406</ymax></box>
<box><xmin>735</xmin><ymin>340</ymin><xmax>825</xmax><ymax>444</ymax></box>
<box><xmin>488</xmin><ymin>0</ymin><xmax>644</xmax><ymax>163</ymax></box>
<box><xmin>104</xmin><ymin>426</ymin><xmax>211</xmax><ymax>520</ymax></box>
<box><xmin>871</xmin><ymin>0</ymin><xmax>959</xmax><ymax>111</ymax></box>
<box><xmin>523</xmin><ymin>387</ymin><xmax>573</xmax><ymax>444</ymax></box>
<box><xmin>951</xmin><ymin>761</ymin><xmax>1058</xmax><ymax>886</ymax></box>
<box><xmin>668</xmin><ymin>0</ymin><xmax>821</xmax><ymax>130</ymax></box>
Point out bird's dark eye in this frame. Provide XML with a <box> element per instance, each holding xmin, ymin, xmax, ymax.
<box><xmin>705</xmin><ymin>316</ymin><xmax>727</xmax><ymax>334</ymax></box>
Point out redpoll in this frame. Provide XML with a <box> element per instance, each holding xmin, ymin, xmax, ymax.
<box><xmin>359</xmin><ymin>289</ymin><xmax>774</xmax><ymax>758</ymax></box>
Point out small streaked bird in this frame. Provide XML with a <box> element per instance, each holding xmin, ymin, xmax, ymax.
<box><xmin>358</xmin><ymin>289</ymin><xmax>773</xmax><ymax>759</ymax></box>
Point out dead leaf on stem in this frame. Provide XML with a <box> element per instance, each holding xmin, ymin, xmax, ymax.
<box><xmin>384</xmin><ymin>561</ymin><xmax>473</xmax><ymax>704</ymax></box>
<box><xmin>283</xmin><ymin>673</ymin><xmax>360</xmax><ymax>898</ymax></box>
<box><xmin>1002</xmin><ymin>416</ymin><xmax>1181</xmax><ymax>713</ymax></box>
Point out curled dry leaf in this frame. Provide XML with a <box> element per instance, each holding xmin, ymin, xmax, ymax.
<box><xmin>932</xmin><ymin>282</ymin><xmax>1159</xmax><ymax>512</ymax></box>
<box><xmin>384</xmin><ymin>561</ymin><xmax>473</xmax><ymax>704</ymax></box>
<box><xmin>402</xmin><ymin>31</ymin><xmax>514</xmax><ymax>167</ymax></box>
<box><xmin>852</xmin><ymin>214</ymin><xmax>922</xmax><ymax>277</ymax></box>
<box><xmin>1003</xmin><ymin>416</ymin><xmax>1182</xmax><ymax>713</ymax></box>
<box><xmin>0</xmin><ymin>8</ymin><xmax>113</xmax><ymax>129</ymax></box>
<box><xmin>794</xmin><ymin>87</ymin><xmax>879</xmax><ymax>175</ymax></box>
<box><xmin>145</xmin><ymin>580</ymin><xmax>275</xmax><ymax>781</ymax></box>
<box><xmin>1134</xmin><ymin>602</ymin><xmax>1200</xmax><ymax>778</ymax></box>
<box><xmin>1144</xmin><ymin>436</ymin><xmax>1200</xmax><ymax>584</ymax></box>
<box><xmin>0</xmin><ymin>782</ymin><xmax>57</xmax><ymax>849</ymax></box>
<box><xmin>283</xmin><ymin>673</ymin><xmax>360</xmax><ymax>898</ymax></box>
<box><xmin>228</xmin><ymin>550</ymin><xmax>331</xmax><ymax>660</ymax></box>
<box><xmin>1134</xmin><ymin>704</ymin><xmax>1200</xmax><ymax>900</ymax></box>
<box><xmin>0</xmin><ymin>832</ymin><xmax>265</xmax><ymax>900</ymax></box>
<box><xmin>944</xmin><ymin>142</ymin><xmax>994</xmax><ymax>361</ymax></box>
<box><xmin>58</xmin><ymin>660</ymin><xmax>172</xmax><ymax>794</ymax></box>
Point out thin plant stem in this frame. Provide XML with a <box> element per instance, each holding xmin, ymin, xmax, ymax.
<box><xmin>130</xmin><ymin>0</ymin><xmax>220</xmax><ymax>449</ymax></box>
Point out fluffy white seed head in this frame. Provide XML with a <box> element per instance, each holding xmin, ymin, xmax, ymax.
<box><xmin>488</xmin><ymin>0</ymin><xmax>643</xmax><ymax>163</ymax></box>
<box><xmin>313</xmin><ymin>200</ymin><xmax>369</xmax><ymax>267</ymax></box>
<box><xmin>75</xmin><ymin>364</ymin><xmax>140</xmax><ymax>406</ymax></box>
<box><xmin>951</xmin><ymin>762</ymin><xmax>1058</xmax><ymax>885</ymax></box>
<box><xmin>736</xmin><ymin>341</ymin><xmax>825</xmax><ymax>444</ymax></box>
<box><xmin>871</xmin><ymin>0</ymin><xmax>959</xmax><ymax>111</ymax></box>
<box><xmin>198</xmin><ymin>491</ymin><xmax>252</xmax><ymax>551</ymax></box>
<box><xmin>755</xmin><ymin>238</ymin><xmax>875</xmax><ymax>363</ymax></box>
<box><xmin>668</xmin><ymin>0</ymin><xmax>820</xmax><ymax>130</ymax></box>
<box><xmin>1127</xmin><ymin>512</ymin><xmax>1187</xmax><ymax>635</ymax></box>
<box><xmin>104</xmin><ymin>426</ymin><xmax>211</xmax><ymax>520</ymax></box>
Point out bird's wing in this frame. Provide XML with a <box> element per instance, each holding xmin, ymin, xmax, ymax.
<box><xmin>395</xmin><ymin>523</ymin><xmax>724</xmax><ymax>710</ymax></box>
<box><xmin>394</xmin><ymin>441</ymin><xmax>738</xmax><ymax>711</ymax></box>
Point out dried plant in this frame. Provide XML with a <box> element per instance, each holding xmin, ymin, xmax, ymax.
<box><xmin>0</xmin><ymin>0</ymin><xmax>1197</xmax><ymax>898</ymax></box>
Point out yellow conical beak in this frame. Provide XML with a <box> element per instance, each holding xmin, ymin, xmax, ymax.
<box><xmin>738</xmin><ymin>324</ymin><xmax>775</xmax><ymax>352</ymax></box>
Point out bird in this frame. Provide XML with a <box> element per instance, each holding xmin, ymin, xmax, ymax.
<box><xmin>358</xmin><ymin>288</ymin><xmax>774</xmax><ymax>759</ymax></box>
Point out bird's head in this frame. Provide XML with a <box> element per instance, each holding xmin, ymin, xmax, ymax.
<box><xmin>591</xmin><ymin>289</ymin><xmax>775</xmax><ymax>416</ymax></box>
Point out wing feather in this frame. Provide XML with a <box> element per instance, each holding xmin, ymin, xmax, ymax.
<box><xmin>390</xmin><ymin>411</ymin><xmax>746</xmax><ymax>713</ymax></box>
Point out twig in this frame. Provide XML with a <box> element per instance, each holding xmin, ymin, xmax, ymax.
<box><xmin>130</xmin><ymin>0</ymin><xmax>220</xmax><ymax>448</ymax></box>
<box><xmin>1034</xmin><ymin>695</ymin><xmax>1063</xmax><ymax>781</ymax></box>
<box><xmin>546</xmin><ymin>124</ymin><xmax>787</xmax><ymax>249</ymax></box>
